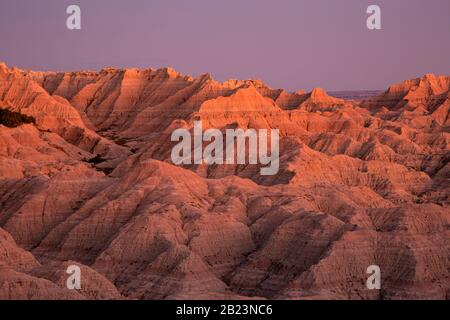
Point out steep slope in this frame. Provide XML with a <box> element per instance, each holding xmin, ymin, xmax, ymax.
<box><xmin>0</xmin><ymin>63</ymin><xmax>128</xmax><ymax>162</ymax></box>
<box><xmin>363</xmin><ymin>74</ymin><xmax>450</xmax><ymax>127</ymax></box>
<box><xmin>0</xmin><ymin>63</ymin><xmax>448</xmax><ymax>300</ymax></box>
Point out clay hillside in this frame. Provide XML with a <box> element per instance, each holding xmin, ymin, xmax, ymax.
<box><xmin>0</xmin><ymin>62</ymin><xmax>449</xmax><ymax>299</ymax></box>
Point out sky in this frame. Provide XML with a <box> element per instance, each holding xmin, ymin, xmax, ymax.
<box><xmin>0</xmin><ymin>0</ymin><xmax>449</xmax><ymax>91</ymax></box>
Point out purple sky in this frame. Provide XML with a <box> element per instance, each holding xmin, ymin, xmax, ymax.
<box><xmin>1</xmin><ymin>0</ymin><xmax>449</xmax><ymax>91</ymax></box>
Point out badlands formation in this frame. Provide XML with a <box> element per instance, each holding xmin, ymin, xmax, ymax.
<box><xmin>0</xmin><ymin>62</ymin><xmax>449</xmax><ymax>299</ymax></box>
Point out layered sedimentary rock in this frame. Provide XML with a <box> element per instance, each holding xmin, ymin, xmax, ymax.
<box><xmin>0</xmin><ymin>64</ymin><xmax>129</xmax><ymax>164</ymax></box>
<box><xmin>0</xmin><ymin>62</ymin><xmax>448</xmax><ymax>300</ymax></box>
<box><xmin>362</xmin><ymin>74</ymin><xmax>450</xmax><ymax>127</ymax></box>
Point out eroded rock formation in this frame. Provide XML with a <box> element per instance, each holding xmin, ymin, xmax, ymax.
<box><xmin>0</xmin><ymin>62</ymin><xmax>448</xmax><ymax>299</ymax></box>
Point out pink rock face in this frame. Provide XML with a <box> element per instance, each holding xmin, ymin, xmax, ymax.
<box><xmin>0</xmin><ymin>62</ymin><xmax>449</xmax><ymax>300</ymax></box>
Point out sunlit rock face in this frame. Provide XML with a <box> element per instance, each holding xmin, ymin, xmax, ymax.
<box><xmin>0</xmin><ymin>62</ymin><xmax>449</xmax><ymax>300</ymax></box>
